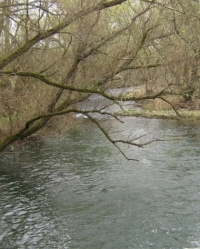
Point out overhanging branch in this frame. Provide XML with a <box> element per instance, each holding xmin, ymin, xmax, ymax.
<box><xmin>0</xmin><ymin>69</ymin><xmax>168</xmax><ymax>101</ymax></box>
<box><xmin>85</xmin><ymin>113</ymin><xmax>165</xmax><ymax>161</ymax></box>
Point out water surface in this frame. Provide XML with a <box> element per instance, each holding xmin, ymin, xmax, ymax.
<box><xmin>0</xmin><ymin>117</ymin><xmax>200</xmax><ymax>249</ymax></box>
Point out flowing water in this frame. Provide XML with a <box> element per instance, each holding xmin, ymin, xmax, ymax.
<box><xmin>0</xmin><ymin>117</ymin><xmax>200</xmax><ymax>249</ymax></box>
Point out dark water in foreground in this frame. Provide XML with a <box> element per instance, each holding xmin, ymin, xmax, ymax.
<box><xmin>0</xmin><ymin>117</ymin><xmax>200</xmax><ymax>249</ymax></box>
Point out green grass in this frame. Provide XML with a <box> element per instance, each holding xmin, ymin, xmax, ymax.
<box><xmin>0</xmin><ymin>117</ymin><xmax>11</xmax><ymax>124</ymax></box>
<box><xmin>117</xmin><ymin>109</ymin><xmax>200</xmax><ymax>120</ymax></box>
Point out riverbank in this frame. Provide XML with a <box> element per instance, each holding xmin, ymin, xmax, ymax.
<box><xmin>117</xmin><ymin>108</ymin><xmax>200</xmax><ymax>120</ymax></box>
<box><xmin>117</xmin><ymin>89</ymin><xmax>200</xmax><ymax>120</ymax></box>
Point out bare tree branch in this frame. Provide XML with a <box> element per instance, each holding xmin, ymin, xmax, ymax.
<box><xmin>0</xmin><ymin>70</ymin><xmax>169</xmax><ymax>101</ymax></box>
<box><xmin>0</xmin><ymin>0</ymin><xmax>128</xmax><ymax>70</ymax></box>
<box><xmin>85</xmin><ymin>113</ymin><xmax>165</xmax><ymax>161</ymax></box>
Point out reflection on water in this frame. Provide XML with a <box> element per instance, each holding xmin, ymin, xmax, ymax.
<box><xmin>0</xmin><ymin>117</ymin><xmax>200</xmax><ymax>249</ymax></box>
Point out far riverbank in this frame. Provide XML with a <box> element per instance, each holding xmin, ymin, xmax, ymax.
<box><xmin>117</xmin><ymin>108</ymin><xmax>200</xmax><ymax>121</ymax></box>
<box><xmin>117</xmin><ymin>109</ymin><xmax>200</xmax><ymax>120</ymax></box>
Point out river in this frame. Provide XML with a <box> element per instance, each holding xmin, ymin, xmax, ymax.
<box><xmin>0</xmin><ymin>117</ymin><xmax>200</xmax><ymax>249</ymax></box>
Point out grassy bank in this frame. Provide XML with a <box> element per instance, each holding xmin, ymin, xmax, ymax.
<box><xmin>118</xmin><ymin>109</ymin><xmax>200</xmax><ymax>120</ymax></box>
<box><xmin>118</xmin><ymin>86</ymin><xmax>200</xmax><ymax>120</ymax></box>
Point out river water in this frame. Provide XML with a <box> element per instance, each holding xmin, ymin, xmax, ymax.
<box><xmin>0</xmin><ymin>117</ymin><xmax>200</xmax><ymax>249</ymax></box>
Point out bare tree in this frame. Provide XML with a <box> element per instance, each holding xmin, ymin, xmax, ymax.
<box><xmin>0</xmin><ymin>0</ymin><xmax>179</xmax><ymax>159</ymax></box>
